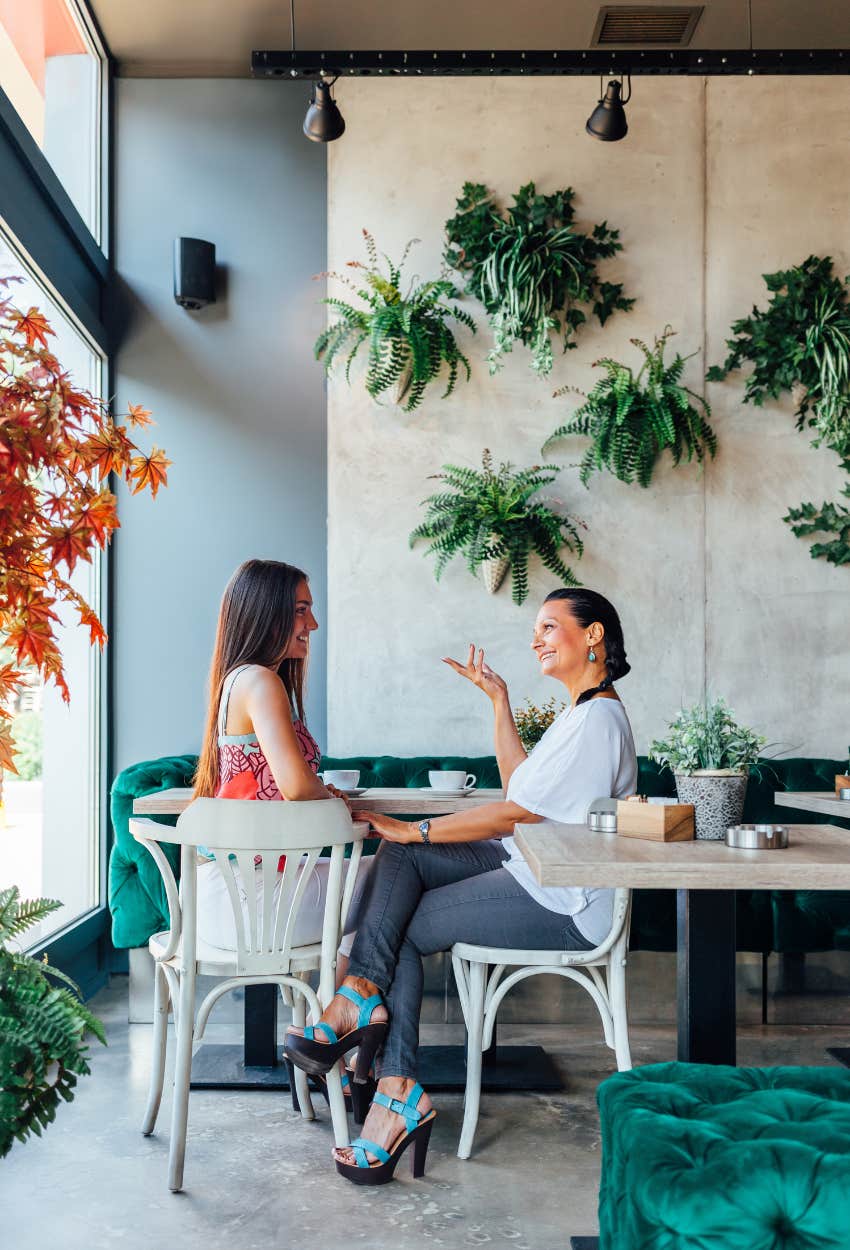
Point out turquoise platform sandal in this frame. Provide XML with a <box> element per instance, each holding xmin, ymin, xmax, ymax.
<box><xmin>334</xmin><ymin>1084</ymin><xmax>436</xmax><ymax>1186</ymax></box>
<box><xmin>284</xmin><ymin>985</ymin><xmax>387</xmax><ymax>1084</ymax></box>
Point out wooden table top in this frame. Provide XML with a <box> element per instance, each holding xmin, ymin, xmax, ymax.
<box><xmin>774</xmin><ymin>791</ymin><xmax>850</xmax><ymax>818</ymax></box>
<box><xmin>513</xmin><ymin>821</ymin><xmax>850</xmax><ymax>891</ymax></box>
<box><xmin>132</xmin><ymin>786</ymin><xmax>505</xmax><ymax>816</ymax></box>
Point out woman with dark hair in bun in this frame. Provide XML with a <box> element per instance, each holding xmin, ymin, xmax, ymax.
<box><xmin>285</xmin><ymin>588</ymin><xmax>636</xmax><ymax>1184</ymax></box>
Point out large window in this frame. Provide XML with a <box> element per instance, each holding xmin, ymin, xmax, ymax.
<box><xmin>0</xmin><ymin>0</ymin><xmax>105</xmax><ymax>241</ymax></box>
<box><xmin>0</xmin><ymin>222</ymin><xmax>104</xmax><ymax>946</ymax></box>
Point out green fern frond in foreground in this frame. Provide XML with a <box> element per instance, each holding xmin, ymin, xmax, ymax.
<box><xmin>410</xmin><ymin>450</ymin><xmax>585</xmax><ymax>604</ymax></box>
<box><xmin>544</xmin><ymin>328</ymin><xmax>716</xmax><ymax>488</ymax></box>
<box><xmin>314</xmin><ymin>230</ymin><xmax>475</xmax><ymax>412</ymax></box>
<box><xmin>0</xmin><ymin>886</ymin><xmax>106</xmax><ymax>1158</ymax></box>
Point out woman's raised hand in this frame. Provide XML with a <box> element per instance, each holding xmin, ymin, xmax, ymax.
<box><xmin>442</xmin><ymin>645</ymin><xmax>509</xmax><ymax>703</ymax></box>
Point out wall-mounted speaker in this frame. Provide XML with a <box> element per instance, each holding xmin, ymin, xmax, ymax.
<box><xmin>173</xmin><ymin>237</ymin><xmax>216</xmax><ymax>310</ymax></box>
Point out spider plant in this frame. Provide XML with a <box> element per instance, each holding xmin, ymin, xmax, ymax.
<box><xmin>543</xmin><ymin>328</ymin><xmax>717</xmax><ymax>487</ymax></box>
<box><xmin>409</xmin><ymin>450</ymin><xmax>584</xmax><ymax>605</ymax></box>
<box><xmin>444</xmin><ymin>181</ymin><xmax>633</xmax><ymax>377</ymax></box>
<box><xmin>314</xmin><ymin>231</ymin><xmax>475</xmax><ymax>413</ymax></box>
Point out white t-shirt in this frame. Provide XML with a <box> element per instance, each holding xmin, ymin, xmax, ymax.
<box><xmin>504</xmin><ymin>698</ymin><xmax>637</xmax><ymax>945</ymax></box>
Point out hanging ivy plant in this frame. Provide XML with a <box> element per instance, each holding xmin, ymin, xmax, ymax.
<box><xmin>444</xmin><ymin>181</ymin><xmax>633</xmax><ymax>377</ymax></box>
<box><xmin>314</xmin><ymin>231</ymin><xmax>475</xmax><ymax>413</ymax></box>
<box><xmin>707</xmin><ymin>255</ymin><xmax>850</xmax><ymax>566</ymax></box>
<box><xmin>543</xmin><ymin>329</ymin><xmax>716</xmax><ymax>487</ymax></box>
<box><xmin>409</xmin><ymin>450</ymin><xmax>584</xmax><ymax>605</ymax></box>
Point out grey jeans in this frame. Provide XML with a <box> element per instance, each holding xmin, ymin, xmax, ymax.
<box><xmin>346</xmin><ymin>838</ymin><xmax>594</xmax><ymax>1080</ymax></box>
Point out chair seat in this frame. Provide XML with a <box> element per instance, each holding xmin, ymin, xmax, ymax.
<box><xmin>149</xmin><ymin>930</ymin><xmax>323</xmax><ymax>976</ymax></box>
<box><xmin>452</xmin><ymin>940</ymin><xmax>604</xmax><ymax>966</ymax></box>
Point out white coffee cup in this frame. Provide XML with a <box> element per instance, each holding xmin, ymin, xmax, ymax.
<box><xmin>320</xmin><ymin>769</ymin><xmax>360</xmax><ymax>791</ymax></box>
<box><xmin>428</xmin><ymin>770</ymin><xmax>476</xmax><ymax>792</ymax></box>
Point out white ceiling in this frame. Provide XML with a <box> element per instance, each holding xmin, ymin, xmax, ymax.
<box><xmin>90</xmin><ymin>1</ymin><xmax>850</xmax><ymax>77</ymax></box>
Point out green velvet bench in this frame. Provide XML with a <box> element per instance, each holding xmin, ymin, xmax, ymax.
<box><xmin>584</xmin><ymin>1062</ymin><xmax>850</xmax><ymax>1250</ymax></box>
<box><xmin>109</xmin><ymin>753</ymin><xmax>850</xmax><ymax>961</ymax></box>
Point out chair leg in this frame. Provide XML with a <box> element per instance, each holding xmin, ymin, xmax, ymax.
<box><xmin>457</xmin><ymin>959</ymin><xmax>486</xmax><ymax>1161</ymax></box>
<box><xmin>325</xmin><ymin>1063</ymin><xmax>351</xmax><ymax>1149</ymax></box>
<box><xmin>167</xmin><ymin>964</ymin><xmax>196</xmax><ymax>1193</ymax></box>
<box><xmin>142</xmin><ymin>961</ymin><xmax>170</xmax><ymax>1136</ymax></box>
<box><xmin>291</xmin><ymin>988</ymin><xmax>314</xmax><ymax>1122</ymax></box>
<box><xmin>608</xmin><ymin>953</ymin><xmax>632</xmax><ymax>1072</ymax></box>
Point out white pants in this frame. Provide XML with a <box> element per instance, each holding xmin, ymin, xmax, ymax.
<box><xmin>196</xmin><ymin>854</ymin><xmax>374</xmax><ymax>956</ymax></box>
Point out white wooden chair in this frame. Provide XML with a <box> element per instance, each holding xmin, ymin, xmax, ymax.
<box><xmin>130</xmin><ymin>797</ymin><xmax>366</xmax><ymax>1191</ymax></box>
<box><xmin>451</xmin><ymin>887</ymin><xmax>633</xmax><ymax>1159</ymax></box>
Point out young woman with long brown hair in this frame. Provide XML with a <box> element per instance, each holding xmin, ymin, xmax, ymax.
<box><xmin>194</xmin><ymin>558</ymin><xmax>370</xmax><ymax>966</ymax></box>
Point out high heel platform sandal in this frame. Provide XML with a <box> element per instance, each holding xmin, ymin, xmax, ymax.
<box><xmin>284</xmin><ymin>1059</ymin><xmax>377</xmax><ymax>1124</ymax></box>
<box><xmin>284</xmin><ymin>985</ymin><xmax>387</xmax><ymax>1083</ymax></box>
<box><xmin>334</xmin><ymin>1083</ymin><xmax>436</xmax><ymax>1186</ymax></box>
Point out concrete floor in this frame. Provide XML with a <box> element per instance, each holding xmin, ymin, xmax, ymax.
<box><xmin>4</xmin><ymin>957</ymin><xmax>850</xmax><ymax>1250</ymax></box>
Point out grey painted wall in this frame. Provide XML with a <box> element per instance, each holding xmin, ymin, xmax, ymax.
<box><xmin>112</xmin><ymin>80</ymin><xmax>327</xmax><ymax>773</ymax></box>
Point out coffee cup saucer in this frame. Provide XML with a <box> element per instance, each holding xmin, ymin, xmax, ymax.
<box><xmin>418</xmin><ymin>785</ymin><xmax>476</xmax><ymax>796</ymax></box>
<box><xmin>337</xmin><ymin>786</ymin><xmax>366</xmax><ymax>796</ymax></box>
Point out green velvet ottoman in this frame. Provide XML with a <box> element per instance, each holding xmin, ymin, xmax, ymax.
<box><xmin>596</xmin><ymin>1063</ymin><xmax>850</xmax><ymax>1250</ymax></box>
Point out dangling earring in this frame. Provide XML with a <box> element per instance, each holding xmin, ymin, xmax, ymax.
<box><xmin>588</xmin><ymin>647</ymin><xmax>596</xmax><ymax>662</ymax></box>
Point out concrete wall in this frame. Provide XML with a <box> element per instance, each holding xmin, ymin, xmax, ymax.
<box><xmin>326</xmin><ymin>77</ymin><xmax>849</xmax><ymax>758</ymax></box>
<box><xmin>112</xmin><ymin>80</ymin><xmax>327</xmax><ymax>773</ymax></box>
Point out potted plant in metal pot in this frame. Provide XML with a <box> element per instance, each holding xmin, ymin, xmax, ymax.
<box><xmin>649</xmin><ymin>698</ymin><xmax>766</xmax><ymax>840</ymax></box>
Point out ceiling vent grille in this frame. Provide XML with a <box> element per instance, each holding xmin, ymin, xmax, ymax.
<box><xmin>591</xmin><ymin>6</ymin><xmax>704</xmax><ymax>46</ymax></box>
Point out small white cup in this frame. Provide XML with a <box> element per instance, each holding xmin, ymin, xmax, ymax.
<box><xmin>320</xmin><ymin>769</ymin><xmax>360</xmax><ymax>791</ymax></box>
<box><xmin>428</xmin><ymin>770</ymin><xmax>476</xmax><ymax>792</ymax></box>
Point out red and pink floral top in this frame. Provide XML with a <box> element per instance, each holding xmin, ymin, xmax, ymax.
<box><xmin>215</xmin><ymin>664</ymin><xmax>321</xmax><ymax>800</ymax></box>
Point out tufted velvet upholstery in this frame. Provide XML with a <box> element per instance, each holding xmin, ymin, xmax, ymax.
<box><xmin>108</xmin><ymin>753</ymin><xmax>849</xmax><ymax>950</ymax></box>
<box><xmin>598</xmin><ymin>1062</ymin><xmax>850</xmax><ymax>1249</ymax></box>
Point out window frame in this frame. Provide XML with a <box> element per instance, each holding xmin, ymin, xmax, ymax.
<box><xmin>0</xmin><ymin>1</ymin><xmax>112</xmax><ymax>994</ymax></box>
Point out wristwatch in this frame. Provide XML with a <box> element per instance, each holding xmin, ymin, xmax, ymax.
<box><xmin>418</xmin><ymin>819</ymin><xmax>431</xmax><ymax>844</ymax></box>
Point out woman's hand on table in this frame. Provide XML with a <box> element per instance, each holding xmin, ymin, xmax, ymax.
<box><xmin>325</xmin><ymin>783</ymin><xmax>354</xmax><ymax>812</ymax></box>
<box><xmin>359</xmin><ymin>811</ymin><xmax>418</xmax><ymax>844</ymax></box>
<box><xmin>442</xmin><ymin>644</ymin><xmax>509</xmax><ymax>704</ymax></box>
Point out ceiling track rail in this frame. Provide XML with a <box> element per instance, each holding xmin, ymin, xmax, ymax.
<box><xmin>252</xmin><ymin>48</ymin><xmax>850</xmax><ymax>79</ymax></box>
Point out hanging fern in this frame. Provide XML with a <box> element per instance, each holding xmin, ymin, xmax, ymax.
<box><xmin>314</xmin><ymin>231</ymin><xmax>475</xmax><ymax>412</ymax></box>
<box><xmin>707</xmin><ymin>255</ymin><xmax>850</xmax><ymax>566</ymax></box>
<box><xmin>410</xmin><ymin>450</ymin><xmax>585</xmax><ymax>605</ymax></box>
<box><xmin>444</xmin><ymin>181</ymin><xmax>633</xmax><ymax>377</ymax></box>
<box><xmin>543</xmin><ymin>328</ymin><xmax>716</xmax><ymax>488</ymax></box>
<box><xmin>0</xmin><ymin>887</ymin><xmax>106</xmax><ymax>1158</ymax></box>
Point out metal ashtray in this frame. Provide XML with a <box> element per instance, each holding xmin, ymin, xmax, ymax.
<box><xmin>588</xmin><ymin>811</ymin><xmax>617</xmax><ymax>832</ymax></box>
<box><xmin>726</xmin><ymin>824</ymin><xmax>789</xmax><ymax>850</ymax></box>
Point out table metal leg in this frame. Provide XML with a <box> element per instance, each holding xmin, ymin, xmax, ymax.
<box><xmin>677</xmin><ymin>888</ymin><xmax>736</xmax><ymax>1064</ymax></box>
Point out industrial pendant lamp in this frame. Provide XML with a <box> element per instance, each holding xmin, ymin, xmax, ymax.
<box><xmin>287</xmin><ymin>1</ymin><xmax>345</xmax><ymax>142</ymax></box>
<box><xmin>586</xmin><ymin>76</ymin><xmax>631</xmax><ymax>142</ymax></box>
<box><xmin>303</xmin><ymin>77</ymin><xmax>345</xmax><ymax>142</ymax></box>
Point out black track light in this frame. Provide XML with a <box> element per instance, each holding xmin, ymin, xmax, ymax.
<box><xmin>586</xmin><ymin>77</ymin><xmax>631</xmax><ymax>142</ymax></box>
<box><xmin>303</xmin><ymin>78</ymin><xmax>345</xmax><ymax>143</ymax></box>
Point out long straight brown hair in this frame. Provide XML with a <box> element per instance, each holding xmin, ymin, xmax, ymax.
<box><xmin>194</xmin><ymin>559</ymin><xmax>309</xmax><ymax>797</ymax></box>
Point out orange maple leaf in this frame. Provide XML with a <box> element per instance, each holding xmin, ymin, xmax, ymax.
<box><xmin>7</xmin><ymin>618</ymin><xmax>55</xmax><ymax>668</ymax></box>
<box><xmin>80</xmin><ymin>606</ymin><xmax>108</xmax><ymax>648</ymax></box>
<box><xmin>48</xmin><ymin>525</ymin><xmax>94</xmax><ymax>573</ymax></box>
<box><xmin>129</xmin><ymin>446</ymin><xmax>171</xmax><ymax>498</ymax></box>
<box><xmin>0</xmin><ymin>716</ymin><xmax>17</xmax><ymax>773</ymax></box>
<box><xmin>12</xmin><ymin>307</ymin><xmax>53</xmax><ymax>349</ymax></box>
<box><xmin>80</xmin><ymin>490</ymin><xmax>118</xmax><ymax>544</ymax></box>
<box><xmin>78</xmin><ymin>428</ymin><xmax>118</xmax><ymax>480</ymax></box>
<box><xmin>126</xmin><ymin>403</ymin><xmax>153</xmax><ymax>428</ymax></box>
